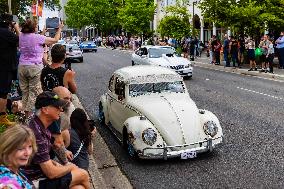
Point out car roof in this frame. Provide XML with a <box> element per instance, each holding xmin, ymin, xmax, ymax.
<box><xmin>140</xmin><ymin>45</ymin><xmax>173</xmax><ymax>50</ymax></box>
<box><xmin>114</xmin><ymin>65</ymin><xmax>182</xmax><ymax>84</ymax></box>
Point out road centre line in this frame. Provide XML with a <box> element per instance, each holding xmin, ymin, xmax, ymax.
<box><xmin>237</xmin><ymin>87</ymin><xmax>283</xmax><ymax>101</ymax></box>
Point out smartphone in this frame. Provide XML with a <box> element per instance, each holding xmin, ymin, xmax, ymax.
<box><xmin>12</xmin><ymin>15</ymin><xmax>19</xmax><ymax>23</ymax></box>
<box><xmin>46</xmin><ymin>17</ymin><xmax>60</xmax><ymax>29</ymax></box>
<box><xmin>64</xmin><ymin>59</ymin><xmax>72</xmax><ymax>70</ymax></box>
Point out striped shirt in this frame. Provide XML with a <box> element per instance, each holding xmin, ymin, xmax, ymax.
<box><xmin>23</xmin><ymin>116</ymin><xmax>52</xmax><ymax>180</ymax></box>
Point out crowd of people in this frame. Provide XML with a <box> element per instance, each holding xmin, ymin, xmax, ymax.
<box><xmin>0</xmin><ymin>13</ymin><xmax>93</xmax><ymax>188</ymax></box>
<box><xmin>207</xmin><ymin>33</ymin><xmax>284</xmax><ymax>73</ymax></box>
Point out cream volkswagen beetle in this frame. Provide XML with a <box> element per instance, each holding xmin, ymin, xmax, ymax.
<box><xmin>99</xmin><ymin>65</ymin><xmax>223</xmax><ymax>160</ymax></box>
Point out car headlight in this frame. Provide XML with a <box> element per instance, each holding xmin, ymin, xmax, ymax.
<box><xmin>203</xmin><ymin>121</ymin><xmax>218</xmax><ymax>137</ymax></box>
<box><xmin>142</xmin><ymin>128</ymin><xmax>157</xmax><ymax>146</ymax></box>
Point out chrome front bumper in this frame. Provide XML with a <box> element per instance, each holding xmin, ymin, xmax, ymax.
<box><xmin>138</xmin><ymin>136</ymin><xmax>223</xmax><ymax>160</ymax></box>
<box><xmin>175</xmin><ymin>67</ymin><xmax>193</xmax><ymax>76</ymax></box>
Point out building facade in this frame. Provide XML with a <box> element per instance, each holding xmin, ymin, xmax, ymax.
<box><xmin>153</xmin><ymin>0</ymin><xmax>224</xmax><ymax>42</ymax></box>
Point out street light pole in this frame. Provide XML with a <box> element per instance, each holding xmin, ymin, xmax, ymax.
<box><xmin>8</xmin><ymin>0</ymin><xmax>12</xmax><ymax>14</ymax></box>
<box><xmin>192</xmin><ymin>1</ymin><xmax>195</xmax><ymax>32</ymax></box>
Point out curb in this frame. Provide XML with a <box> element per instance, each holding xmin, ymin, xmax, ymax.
<box><xmin>71</xmin><ymin>94</ymin><xmax>133</xmax><ymax>189</ymax></box>
<box><xmin>193</xmin><ymin>61</ymin><xmax>284</xmax><ymax>82</ymax></box>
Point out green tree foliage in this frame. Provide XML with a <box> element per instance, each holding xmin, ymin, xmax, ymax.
<box><xmin>64</xmin><ymin>0</ymin><xmax>92</xmax><ymax>29</ymax></box>
<box><xmin>65</xmin><ymin>0</ymin><xmax>120</xmax><ymax>32</ymax></box>
<box><xmin>199</xmin><ymin>0</ymin><xmax>284</xmax><ymax>36</ymax></box>
<box><xmin>117</xmin><ymin>0</ymin><xmax>156</xmax><ymax>35</ymax></box>
<box><xmin>157</xmin><ymin>0</ymin><xmax>192</xmax><ymax>40</ymax></box>
<box><xmin>0</xmin><ymin>0</ymin><xmax>60</xmax><ymax>17</ymax></box>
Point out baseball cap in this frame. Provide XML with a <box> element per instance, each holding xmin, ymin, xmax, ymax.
<box><xmin>35</xmin><ymin>91</ymin><xmax>68</xmax><ymax>109</ymax></box>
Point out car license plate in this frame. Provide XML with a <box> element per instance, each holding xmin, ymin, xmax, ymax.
<box><xmin>180</xmin><ymin>149</ymin><xmax>197</xmax><ymax>159</ymax></box>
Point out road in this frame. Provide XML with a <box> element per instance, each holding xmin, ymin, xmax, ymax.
<box><xmin>72</xmin><ymin>48</ymin><xmax>284</xmax><ymax>189</ymax></box>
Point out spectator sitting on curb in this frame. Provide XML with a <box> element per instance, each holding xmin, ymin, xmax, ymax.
<box><xmin>53</xmin><ymin>86</ymin><xmax>76</xmax><ymax>131</ymax></box>
<box><xmin>41</xmin><ymin>44</ymin><xmax>77</xmax><ymax>94</ymax></box>
<box><xmin>63</xmin><ymin>108</ymin><xmax>95</xmax><ymax>171</ymax></box>
<box><xmin>52</xmin><ymin>86</ymin><xmax>76</xmax><ymax>155</ymax></box>
<box><xmin>0</xmin><ymin>125</ymin><xmax>37</xmax><ymax>189</ymax></box>
<box><xmin>23</xmin><ymin>91</ymin><xmax>90</xmax><ymax>189</ymax></box>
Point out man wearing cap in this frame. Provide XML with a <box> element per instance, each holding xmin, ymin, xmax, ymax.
<box><xmin>24</xmin><ymin>91</ymin><xmax>90</xmax><ymax>189</ymax></box>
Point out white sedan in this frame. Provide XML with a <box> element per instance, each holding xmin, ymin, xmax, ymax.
<box><xmin>99</xmin><ymin>66</ymin><xmax>223</xmax><ymax>160</ymax></box>
<box><xmin>64</xmin><ymin>44</ymin><xmax>83</xmax><ymax>62</ymax></box>
<box><xmin>131</xmin><ymin>46</ymin><xmax>193</xmax><ymax>78</ymax></box>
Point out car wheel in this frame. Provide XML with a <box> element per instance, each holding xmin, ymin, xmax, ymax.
<box><xmin>98</xmin><ymin>102</ymin><xmax>105</xmax><ymax>124</ymax></box>
<box><xmin>94</xmin><ymin>49</ymin><xmax>97</xmax><ymax>53</ymax></box>
<box><xmin>123</xmin><ymin>128</ymin><xmax>138</xmax><ymax>159</ymax></box>
<box><xmin>131</xmin><ymin>61</ymin><xmax>135</xmax><ymax>66</ymax></box>
<box><xmin>79</xmin><ymin>57</ymin><xmax>83</xmax><ymax>62</ymax></box>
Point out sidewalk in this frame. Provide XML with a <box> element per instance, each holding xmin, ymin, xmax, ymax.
<box><xmin>191</xmin><ymin>54</ymin><xmax>284</xmax><ymax>82</ymax></box>
<box><xmin>72</xmin><ymin>95</ymin><xmax>133</xmax><ymax>189</ymax></box>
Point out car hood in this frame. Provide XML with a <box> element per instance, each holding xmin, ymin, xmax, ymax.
<box><xmin>149</xmin><ymin>55</ymin><xmax>190</xmax><ymax>66</ymax></box>
<box><xmin>128</xmin><ymin>93</ymin><xmax>204</xmax><ymax>146</ymax></box>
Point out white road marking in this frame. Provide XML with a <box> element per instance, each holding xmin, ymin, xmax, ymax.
<box><xmin>237</xmin><ymin>87</ymin><xmax>284</xmax><ymax>101</ymax></box>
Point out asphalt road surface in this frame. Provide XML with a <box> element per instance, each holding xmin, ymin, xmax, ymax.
<box><xmin>72</xmin><ymin>48</ymin><xmax>284</xmax><ymax>189</ymax></box>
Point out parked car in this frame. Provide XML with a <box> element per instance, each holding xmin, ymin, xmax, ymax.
<box><xmin>99</xmin><ymin>65</ymin><xmax>223</xmax><ymax>159</ymax></box>
<box><xmin>131</xmin><ymin>46</ymin><xmax>193</xmax><ymax>79</ymax></box>
<box><xmin>64</xmin><ymin>44</ymin><xmax>83</xmax><ymax>62</ymax></box>
<box><xmin>79</xmin><ymin>41</ymin><xmax>97</xmax><ymax>52</ymax></box>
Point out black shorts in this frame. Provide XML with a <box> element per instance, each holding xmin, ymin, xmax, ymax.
<box><xmin>39</xmin><ymin>172</ymin><xmax>72</xmax><ymax>189</ymax></box>
<box><xmin>260</xmin><ymin>54</ymin><xmax>267</xmax><ymax>63</ymax></box>
<box><xmin>0</xmin><ymin>71</ymin><xmax>14</xmax><ymax>95</ymax></box>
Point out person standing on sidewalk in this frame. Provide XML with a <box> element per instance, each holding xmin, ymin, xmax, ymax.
<box><xmin>229</xmin><ymin>36</ymin><xmax>239</xmax><ymax>67</ymax></box>
<box><xmin>0</xmin><ymin>13</ymin><xmax>20</xmax><ymax>126</ymax></box>
<box><xmin>18</xmin><ymin>17</ymin><xmax>64</xmax><ymax>118</ymax></box>
<box><xmin>266</xmin><ymin>37</ymin><xmax>275</xmax><ymax>73</ymax></box>
<box><xmin>258</xmin><ymin>35</ymin><xmax>270</xmax><ymax>72</ymax></box>
<box><xmin>275</xmin><ymin>31</ymin><xmax>284</xmax><ymax>69</ymax></box>
<box><xmin>223</xmin><ymin>34</ymin><xmax>230</xmax><ymax>67</ymax></box>
<box><xmin>212</xmin><ymin>37</ymin><xmax>221</xmax><ymax>65</ymax></box>
<box><xmin>238</xmin><ymin>36</ymin><xmax>245</xmax><ymax>67</ymax></box>
<box><xmin>246</xmin><ymin>37</ymin><xmax>257</xmax><ymax>71</ymax></box>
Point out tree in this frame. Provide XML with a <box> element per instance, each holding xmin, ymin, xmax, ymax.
<box><xmin>65</xmin><ymin>0</ymin><xmax>120</xmax><ymax>33</ymax></box>
<box><xmin>0</xmin><ymin>0</ymin><xmax>60</xmax><ymax>17</ymax></box>
<box><xmin>157</xmin><ymin>0</ymin><xmax>192</xmax><ymax>40</ymax></box>
<box><xmin>64</xmin><ymin>0</ymin><xmax>93</xmax><ymax>29</ymax></box>
<box><xmin>198</xmin><ymin>0</ymin><xmax>284</xmax><ymax>36</ymax></box>
<box><xmin>117</xmin><ymin>0</ymin><xmax>156</xmax><ymax>35</ymax></box>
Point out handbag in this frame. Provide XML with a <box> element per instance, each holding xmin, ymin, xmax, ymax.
<box><xmin>255</xmin><ymin>48</ymin><xmax>262</xmax><ymax>57</ymax></box>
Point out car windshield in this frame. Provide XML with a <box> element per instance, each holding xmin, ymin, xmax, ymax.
<box><xmin>148</xmin><ymin>47</ymin><xmax>175</xmax><ymax>58</ymax></box>
<box><xmin>129</xmin><ymin>81</ymin><xmax>185</xmax><ymax>97</ymax></box>
<box><xmin>71</xmin><ymin>45</ymin><xmax>80</xmax><ymax>50</ymax></box>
